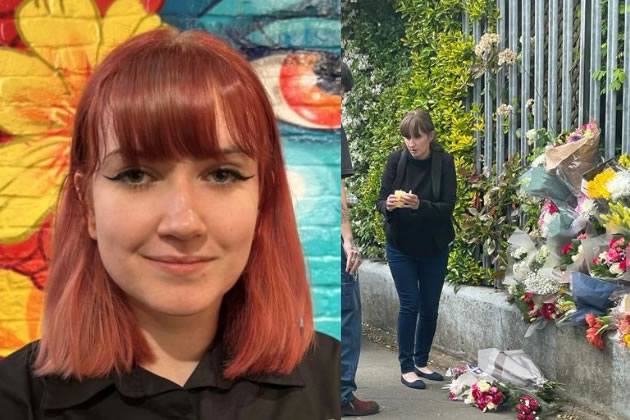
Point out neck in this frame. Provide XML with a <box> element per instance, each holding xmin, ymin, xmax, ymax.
<box><xmin>133</xmin><ymin>302</ymin><xmax>221</xmax><ymax>386</ymax></box>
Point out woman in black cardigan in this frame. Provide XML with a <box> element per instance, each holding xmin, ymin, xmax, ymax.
<box><xmin>376</xmin><ymin>109</ymin><xmax>456</xmax><ymax>389</ymax></box>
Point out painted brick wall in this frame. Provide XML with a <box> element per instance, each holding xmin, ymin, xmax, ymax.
<box><xmin>0</xmin><ymin>0</ymin><xmax>341</xmax><ymax>357</ymax></box>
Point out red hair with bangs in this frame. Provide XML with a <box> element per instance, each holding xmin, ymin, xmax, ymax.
<box><xmin>34</xmin><ymin>28</ymin><xmax>314</xmax><ymax>380</ymax></box>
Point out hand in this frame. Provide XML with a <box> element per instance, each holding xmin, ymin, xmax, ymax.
<box><xmin>401</xmin><ymin>193</ymin><xmax>420</xmax><ymax>210</ymax></box>
<box><xmin>343</xmin><ymin>240</ymin><xmax>361</xmax><ymax>275</ymax></box>
<box><xmin>386</xmin><ymin>194</ymin><xmax>399</xmax><ymax>212</ymax></box>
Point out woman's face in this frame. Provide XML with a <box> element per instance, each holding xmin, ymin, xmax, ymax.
<box><xmin>81</xmin><ymin>128</ymin><xmax>259</xmax><ymax>319</ymax></box>
<box><xmin>404</xmin><ymin>130</ymin><xmax>434</xmax><ymax>160</ymax></box>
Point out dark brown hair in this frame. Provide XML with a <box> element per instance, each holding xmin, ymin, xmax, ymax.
<box><xmin>400</xmin><ymin>108</ymin><xmax>435</xmax><ymax>138</ymax></box>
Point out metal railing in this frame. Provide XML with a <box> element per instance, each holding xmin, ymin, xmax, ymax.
<box><xmin>464</xmin><ymin>0</ymin><xmax>630</xmax><ymax>178</ymax></box>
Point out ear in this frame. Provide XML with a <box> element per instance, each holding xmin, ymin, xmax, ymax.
<box><xmin>429</xmin><ymin>131</ymin><xmax>436</xmax><ymax>141</ymax></box>
<box><xmin>73</xmin><ymin>172</ymin><xmax>97</xmax><ymax>240</ymax></box>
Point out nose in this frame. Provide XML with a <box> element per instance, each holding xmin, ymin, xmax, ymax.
<box><xmin>157</xmin><ymin>181</ymin><xmax>206</xmax><ymax>241</ymax></box>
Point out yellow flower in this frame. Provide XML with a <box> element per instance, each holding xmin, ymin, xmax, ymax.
<box><xmin>585</xmin><ymin>168</ymin><xmax>616</xmax><ymax>200</ymax></box>
<box><xmin>601</xmin><ymin>202</ymin><xmax>630</xmax><ymax>234</ymax></box>
<box><xmin>619</xmin><ymin>154</ymin><xmax>630</xmax><ymax>170</ymax></box>
<box><xmin>477</xmin><ymin>380</ymin><xmax>491</xmax><ymax>393</ymax></box>
<box><xmin>0</xmin><ymin>0</ymin><xmax>162</xmax><ymax>243</ymax></box>
<box><xmin>624</xmin><ymin>334</ymin><xmax>630</xmax><ymax>348</ymax></box>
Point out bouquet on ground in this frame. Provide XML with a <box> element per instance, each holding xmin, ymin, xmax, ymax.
<box><xmin>464</xmin><ymin>380</ymin><xmax>508</xmax><ymax>412</ymax></box>
<box><xmin>445</xmin><ymin>364</ymin><xmax>497</xmax><ymax>401</ymax></box>
<box><xmin>585</xmin><ymin>313</ymin><xmax>613</xmax><ymax>350</ymax></box>
<box><xmin>589</xmin><ymin>236</ymin><xmax>629</xmax><ymax>280</ymax></box>
<box><xmin>516</xmin><ymin>395</ymin><xmax>542</xmax><ymax>420</ymax></box>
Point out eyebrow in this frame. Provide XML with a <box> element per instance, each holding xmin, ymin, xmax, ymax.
<box><xmin>101</xmin><ymin>147</ymin><xmax>245</xmax><ymax>164</ymax></box>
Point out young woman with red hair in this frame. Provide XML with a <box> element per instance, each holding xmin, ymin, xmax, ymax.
<box><xmin>0</xmin><ymin>28</ymin><xmax>339</xmax><ymax>420</ymax></box>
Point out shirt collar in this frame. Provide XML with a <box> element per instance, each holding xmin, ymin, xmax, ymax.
<box><xmin>42</xmin><ymin>339</ymin><xmax>304</xmax><ymax>410</ymax></box>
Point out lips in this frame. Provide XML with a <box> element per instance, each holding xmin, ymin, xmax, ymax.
<box><xmin>144</xmin><ymin>255</ymin><xmax>214</xmax><ymax>275</ymax></box>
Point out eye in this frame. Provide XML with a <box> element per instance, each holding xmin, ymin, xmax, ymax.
<box><xmin>206</xmin><ymin>168</ymin><xmax>253</xmax><ymax>185</ymax></box>
<box><xmin>250</xmin><ymin>51</ymin><xmax>341</xmax><ymax>130</ymax></box>
<box><xmin>104</xmin><ymin>169</ymin><xmax>153</xmax><ymax>186</ymax></box>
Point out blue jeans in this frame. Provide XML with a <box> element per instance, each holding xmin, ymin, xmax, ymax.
<box><xmin>386</xmin><ymin>243</ymin><xmax>449</xmax><ymax>373</ymax></box>
<box><xmin>341</xmin><ymin>243</ymin><xmax>361</xmax><ymax>405</ymax></box>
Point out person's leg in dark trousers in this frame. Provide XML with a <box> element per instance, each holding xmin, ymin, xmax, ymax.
<box><xmin>340</xmin><ymin>242</ymin><xmax>361</xmax><ymax>405</ymax></box>
<box><xmin>386</xmin><ymin>243</ymin><xmax>421</xmax><ymax>374</ymax></box>
<box><xmin>414</xmin><ymin>249</ymin><xmax>449</xmax><ymax>368</ymax></box>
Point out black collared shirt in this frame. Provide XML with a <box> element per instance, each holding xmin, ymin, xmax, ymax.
<box><xmin>0</xmin><ymin>332</ymin><xmax>340</xmax><ymax>420</ymax></box>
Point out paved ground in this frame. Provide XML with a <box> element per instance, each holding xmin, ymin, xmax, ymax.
<box><xmin>346</xmin><ymin>334</ymin><xmax>614</xmax><ymax>420</ymax></box>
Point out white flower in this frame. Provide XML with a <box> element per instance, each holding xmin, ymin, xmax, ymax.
<box><xmin>606</xmin><ymin>170</ymin><xmax>630</xmax><ymax>201</ymax></box>
<box><xmin>531</xmin><ymin>154</ymin><xmax>545</xmax><ymax>168</ymax></box>
<box><xmin>480</xmin><ymin>33</ymin><xmax>501</xmax><ymax>46</ymax></box>
<box><xmin>512</xmin><ymin>247</ymin><xmax>528</xmax><ymax>260</ymax></box>
<box><xmin>523</xmin><ymin>271</ymin><xmax>561</xmax><ymax>295</ymax></box>
<box><xmin>475</xmin><ymin>33</ymin><xmax>501</xmax><ymax>58</ymax></box>
<box><xmin>526</xmin><ymin>128</ymin><xmax>537</xmax><ymax>144</ymax></box>
<box><xmin>498</xmin><ymin>48</ymin><xmax>517</xmax><ymax>66</ymax></box>
<box><xmin>525</xmin><ymin>99</ymin><xmax>535</xmax><ymax>108</ymax></box>
<box><xmin>486</xmin><ymin>402</ymin><xmax>497</xmax><ymax>410</ymax></box>
<box><xmin>496</xmin><ymin>104</ymin><xmax>513</xmax><ymax>117</ymax></box>
<box><xmin>578</xmin><ymin>199</ymin><xmax>596</xmax><ymax>219</ymax></box>
<box><xmin>598</xmin><ymin>251</ymin><xmax>607</xmax><ymax>263</ymax></box>
<box><xmin>513</xmin><ymin>260</ymin><xmax>529</xmax><ymax>281</ymax></box>
<box><xmin>571</xmin><ymin>245</ymin><xmax>583</xmax><ymax>262</ymax></box>
<box><xmin>610</xmin><ymin>263</ymin><xmax>623</xmax><ymax>275</ymax></box>
<box><xmin>535</xmin><ymin>245</ymin><xmax>549</xmax><ymax>264</ymax></box>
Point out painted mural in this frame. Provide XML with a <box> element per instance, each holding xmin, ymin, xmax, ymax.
<box><xmin>0</xmin><ymin>0</ymin><xmax>341</xmax><ymax>357</ymax></box>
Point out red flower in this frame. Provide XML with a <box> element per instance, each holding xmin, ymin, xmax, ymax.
<box><xmin>586</xmin><ymin>327</ymin><xmax>605</xmax><ymax>350</ymax></box>
<box><xmin>562</xmin><ymin>242</ymin><xmax>574</xmax><ymax>255</ymax></box>
<box><xmin>585</xmin><ymin>313</ymin><xmax>596</xmax><ymax>327</ymax></box>
<box><xmin>491</xmin><ymin>392</ymin><xmax>504</xmax><ymax>405</ymax></box>
<box><xmin>593</xmin><ymin>257</ymin><xmax>599</xmax><ymax>264</ymax></box>
<box><xmin>621</xmin><ymin>260</ymin><xmax>627</xmax><ymax>271</ymax></box>
<box><xmin>448</xmin><ymin>392</ymin><xmax>457</xmax><ymax>400</ymax></box>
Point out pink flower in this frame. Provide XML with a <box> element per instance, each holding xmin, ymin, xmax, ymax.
<box><xmin>448</xmin><ymin>392</ymin><xmax>457</xmax><ymax>400</ymax></box>
<box><xmin>621</xmin><ymin>260</ymin><xmax>627</xmax><ymax>271</ymax></box>
<box><xmin>606</xmin><ymin>248</ymin><xmax>620</xmax><ymax>264</ymax></box>
<box><xmin>562</xmin><ymin>242</ymin><xmax>574</xmax><ymax>255</ymax></box>
<box><xmin>578</xmin><ymin>233</ymin><xmax>587</xmax><ymax>240</ymax></box>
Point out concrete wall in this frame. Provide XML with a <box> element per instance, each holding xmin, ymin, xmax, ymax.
<box><xmin>359</xmin><ymin>260</ymin><xmax>630</xmax><ymax>420</ymax></box>
<box><xmin>0</xmin><ymin>0</ymin><xmax>341</xmax><ymax>357</ymax></box>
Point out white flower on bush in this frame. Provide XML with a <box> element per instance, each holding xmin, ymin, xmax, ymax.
<box><xmin>498</xmin><ymin>48</ymin><xmax>517</xmax><ymax>66</ymax></box>
<box><xmin>496</xmin><ymin>104</ymin><xmax>513</xmax><ymax>117</ymax></box>
<box><xmin>531</xmin><ymin>154</ymin><xmax>545</xmax><ymax>168</ymax></box>
<box><xmin>526</xmin><ymin>128</ymin><xmax>537</xmax><ymax>145</ymax></box>
<box><xmin>523</xmin><ymin>271</ymin><xmax>561</xmax><ymax>295</ymax></box>
<box><xmin>606</xmin><ymin>170</ymin><xmax>630</xmax><ymax>201</ymax></box>
<box><xmin>610</xmin><ymin>263</ymin><xmax>623</xmax><ymax>276</ymax></box>
<box><xmin>475</xmin><ymin>33</ymin><xmax>501</xmax><ymax>58</ymax></box>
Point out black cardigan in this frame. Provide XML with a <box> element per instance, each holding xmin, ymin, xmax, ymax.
<box><xmin>376</xmin><ymin>142</ymin><xmax>457</xmax><ymax>255</ymax></box>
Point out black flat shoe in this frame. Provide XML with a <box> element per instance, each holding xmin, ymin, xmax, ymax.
<box><xmin>414</xmin><ymin>367</ymin><xmax>444</xmax><ymax>381</ymax></box>
<box><xmin>400</xmin><ymin>375</ymin><xmax>426</xmax><ymax>389</ymax></box>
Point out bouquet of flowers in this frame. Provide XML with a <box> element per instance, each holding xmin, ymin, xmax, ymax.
<box><xmin>585</xmin><ymin>313</ymin><xmax>612</xmax><ymax>350</ymax></box>
<box><xmin>601</xmin><ymin>202</ymin><xmax>630</xmax><ymax>236</ymax></box>
<box><xmin>559</xmin><ymin>233</ymin><xmax>586</xmax><ymax>271</ymax></box>
<box><xmin>545</xmin><ymin>121</ymin><xmax>601</xmax><ymax>195</ymax></box>
<box><xmin>506</xmin><ymin>229</ymin><xmax>538</xmax><ymax>284</ymax></box>
<box><xmin>516</xmin><ymin>395</ymin><xmax>542</xmax><ymax>420</ymax></box>
<box><xmin>555</xmin><ymin>294</ymin><xmax>577</xmax><ymax>326</ymax></box>
<box><xmin>445</xmin><ymin>364</ymin><xmax>497</xmax><ymax>401</ymax></box>
<box><xmin>519</xmin><ymin>166</ymin><xmax>573</xmax><ymax>205</ymax></box>
<box><xmin>589</xmin><ymin>236</ymin><xmax>629</xmax><ymax>280</ymax></box>
<box><xmin>464</xmin><ymin>380</ymin><xmax>508</xmax><ymax>412</ymax></box>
